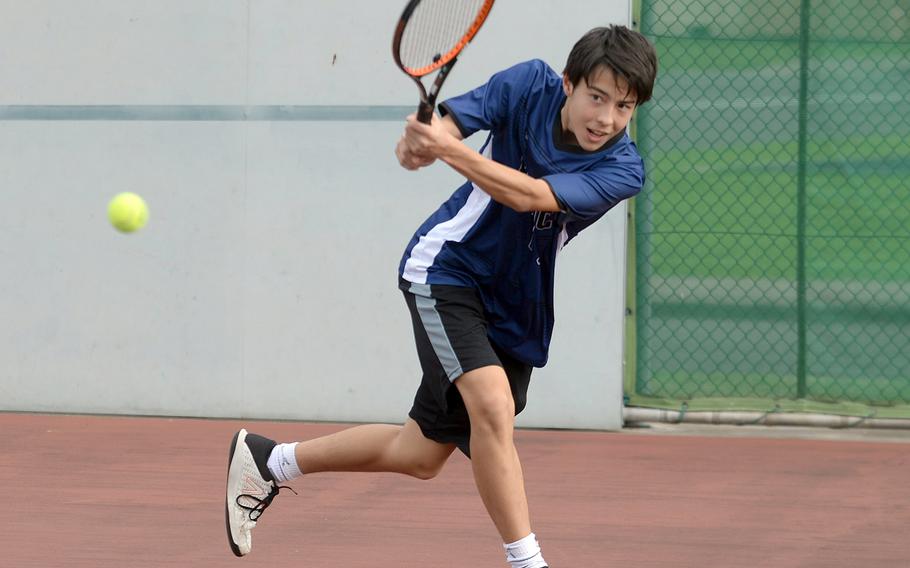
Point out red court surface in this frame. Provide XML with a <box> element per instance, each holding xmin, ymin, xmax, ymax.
<box><xmin>2</xmin><ymin>412</ymin><xmax>908</xmax><ymax>567</ymax></box>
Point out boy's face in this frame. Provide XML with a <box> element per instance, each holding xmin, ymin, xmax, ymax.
<box><xmin>560</xmin><ymin>66</ymin><xmax>636</xmax><ymax>151</ymax></box>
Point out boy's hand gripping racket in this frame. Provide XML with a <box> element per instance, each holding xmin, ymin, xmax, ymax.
<box><xmin>392</xmin><ymin>0</ymin><xmax>495</xmax><ymax>124</ymax></box>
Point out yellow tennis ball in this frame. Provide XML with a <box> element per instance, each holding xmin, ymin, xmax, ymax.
<box><xmin>107</xmin><ymin>192</ymin><xmax>149</xmax><ymax>233</ymax></box>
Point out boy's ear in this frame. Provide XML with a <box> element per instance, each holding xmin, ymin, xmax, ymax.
<box><xmin>562</xmin><ymin>74</ymin><xmax>574</xmax><ymax>96</ymax></box>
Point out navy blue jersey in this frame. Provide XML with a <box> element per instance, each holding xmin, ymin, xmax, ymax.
<box><xmin>398</xmin><ymin>59</ymin><xmax>645</xmax><ymax>367</ymax></box>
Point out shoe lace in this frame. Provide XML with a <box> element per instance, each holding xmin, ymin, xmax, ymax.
<box><xmin>236</xmin><ymin>484</ymin><xmax>298</xmax><ymax>522</ymax></box>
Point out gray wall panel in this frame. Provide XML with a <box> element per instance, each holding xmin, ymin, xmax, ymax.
<box><xmin>1</xmin><ymin>1</ymin><xmax>632</xmax><ymax>429</ymax></box>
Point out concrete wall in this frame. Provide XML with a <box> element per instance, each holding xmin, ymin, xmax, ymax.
<box><xmin>0</xmin><ymin>1</ymin><xmax>632</xmax><ymax>429</ymax></box>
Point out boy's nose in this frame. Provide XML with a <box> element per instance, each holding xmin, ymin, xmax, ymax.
<box><xmin>597</xmin><ymin>110</ymin><xmax>614</xmax><ymax>129</ymax></box>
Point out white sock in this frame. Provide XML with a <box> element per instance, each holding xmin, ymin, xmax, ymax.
<box><xmin>504</xmin><ymin>532</ymin><xmax>548</xmax><ymax>568</ymax></box>
<box><xmin>266</xmin><ymin>442</ymin><xmax>302</xmax><ymax>483</ymax></box>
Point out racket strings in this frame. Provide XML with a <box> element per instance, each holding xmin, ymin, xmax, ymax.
<box><xmin>399</xmin><ymin>0</ymin><xmax>489</xmax><ymax>74</ymax></box>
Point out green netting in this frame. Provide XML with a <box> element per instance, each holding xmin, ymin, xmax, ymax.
<box><xmin>630</xmin><ymin>0</ymin><xmax>910</xmax><ymax>417</ymax></box>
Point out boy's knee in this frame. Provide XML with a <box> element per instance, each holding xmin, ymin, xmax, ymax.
<box><xmin>409</xmin><ymin>458</ymin><xmax>446</xmax><ymax>480</ymax></box>
<box><xmin>455</xmin><ymin>366</ymin><xmax>516</xmax><ymax>438</ymax></box>
<box><xmin>468</xmin><ymin>390</ymin><xmax>515</xmax><ymax>435</ymax></box>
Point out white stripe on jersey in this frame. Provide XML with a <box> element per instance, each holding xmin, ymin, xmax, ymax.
<box><xmin>556</xmin><ymin>225</ymin><xmax>569</xmax><ymax>251</ymax></box>
<box><xmin>403</xmin><ymin>183</ymin><xmax>491</xmax><ymax>284</ymax></box>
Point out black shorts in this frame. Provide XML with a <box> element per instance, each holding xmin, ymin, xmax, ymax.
<box><xmin>401</xmin><ymin>279</ymin><xmax>532</xmax><ymax>457</ymax></box>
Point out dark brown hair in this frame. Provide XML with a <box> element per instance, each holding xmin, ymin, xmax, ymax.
<box><xmin>563</xmin><ymin>25</ymin><xmax>658</xmax><ymax>105</ymax></box>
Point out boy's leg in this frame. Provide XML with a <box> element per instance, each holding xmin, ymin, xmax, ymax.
<box><xmin>294</xmin><ymin>418</ymin><xmax>457</xmax><ymax>478</ymax></box>
<box><xmin>455</xmin><ymin>364</ymin><xmax>549</xmax><ymax>568</ymax></box>
<box><xmin>454</xmin><ymin>364</ymin><xmax>530</xmax><ymax>542</ymax></box>
<box><xmin>225</xmin><ymin>418</ymin><xmax>456</xmax><ymax>556</ymax></box>
<box><xmin>454</xmin><ymin>365</ymin><xmax>547</xmax><ymax>568</ymax></box>
<box><xmin>402</xmin><ymin>283</ymin><xmax>547</xmax><ymax>566</ymax></box>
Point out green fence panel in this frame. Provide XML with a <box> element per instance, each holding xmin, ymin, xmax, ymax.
<box><xmin>632</xmin><ymin>0</ymin><xmax>910</xmax><ymax>414</ymax></box>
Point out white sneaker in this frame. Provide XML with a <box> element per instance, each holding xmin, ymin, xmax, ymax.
<box><xmin>224</xmin><ymin>429</ymin><xmax>284</xmax><ymax>557</ymax></box>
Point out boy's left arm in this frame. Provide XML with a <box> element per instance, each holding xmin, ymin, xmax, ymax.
<box><xmin>397</xmin><ymin>113</ymin><xmax>561</xmax><ymax>213</ymax></box>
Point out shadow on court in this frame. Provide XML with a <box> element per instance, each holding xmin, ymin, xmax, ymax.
<box><xmin>2</xmin><ymin>412</ymin><xmax>907</xmax><ymax>567</ymax></box>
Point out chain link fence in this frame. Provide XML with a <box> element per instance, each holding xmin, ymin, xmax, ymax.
<box><xmin>630</xmin><ymin>0</ymin><xmax>910</xmax><ymax>417</ymax></box>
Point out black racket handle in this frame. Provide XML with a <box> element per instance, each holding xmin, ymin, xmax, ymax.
<box><xmin>417</xmin><ymin>101</ymin><xmax>434</xmax><ymax>124</ymax></box>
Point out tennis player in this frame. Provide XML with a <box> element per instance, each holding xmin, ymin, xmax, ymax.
<box><xmin>226</xmin><ymin>25</ymin><xmax>657</xmax><ymax>568</ymax></box>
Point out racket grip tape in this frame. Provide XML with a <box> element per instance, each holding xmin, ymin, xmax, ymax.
<box><xmin>417</xmin><ymin>101</ymin><xmax>434</xmax><ymax>124</ymax></box>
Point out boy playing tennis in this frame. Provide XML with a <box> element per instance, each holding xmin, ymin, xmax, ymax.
<box><xmin>225</xmin><ymin>25</ymin><xmax>657</xmax><ymax>568</ymax></box>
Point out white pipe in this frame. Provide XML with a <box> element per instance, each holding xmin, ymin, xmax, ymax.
<box><xmin>623</xmin><ymin>407</ymin><xmax>910</xmax><ymax>430</ymax></box>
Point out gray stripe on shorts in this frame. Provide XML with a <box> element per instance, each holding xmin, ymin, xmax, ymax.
<box><xmin>407</xmin><ymin>282</ymin><xmax>432</xmax><ymax>297</ymax></box>
<box><xmin>412</xmin><ymin>293</ymin><xmax>463</xmax><ymax>382</ymax></box>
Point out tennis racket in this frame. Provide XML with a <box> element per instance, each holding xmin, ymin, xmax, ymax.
<box><xmin>392</xmin><ymin>0</ymin><xmax>495</xmax><ymax>124</ymax></box>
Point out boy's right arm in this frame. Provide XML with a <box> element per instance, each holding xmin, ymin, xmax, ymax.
<box><xmin>399</xmin><ymin>113</ymin><xmax>561</xmax><ymax>213</ymax></box>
